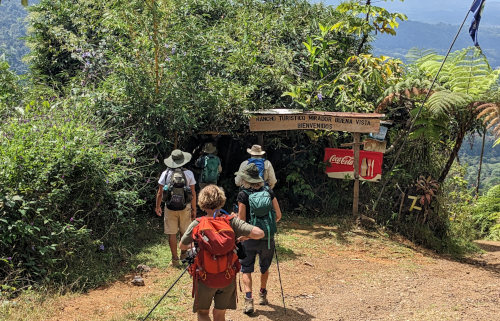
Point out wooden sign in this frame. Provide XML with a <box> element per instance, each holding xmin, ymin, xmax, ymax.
<box><xmin>249</xmin><ymin>112</ymin><xmax>381</xmax><ymax>133</ymax></box>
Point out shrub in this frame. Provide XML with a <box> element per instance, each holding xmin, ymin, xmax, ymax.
<box><xmin>0</xmin><ymin>99</ymin><xmax>144</xmax><ymax>294</ymax></box>
<box><xmin>472</xmin><ymin>184</ymin><xmax>500</xmax><ymax>240</ymax></box>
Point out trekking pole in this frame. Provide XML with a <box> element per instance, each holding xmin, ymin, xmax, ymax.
<box><xmin>142</xmin><ymin>264</ymin><xmax>190</xmax><ymax>321</ymax></box>
<box><xmin>274</xmin><ymin>238</ymin><xmax>287</xmax><ymax>315</ymax></box>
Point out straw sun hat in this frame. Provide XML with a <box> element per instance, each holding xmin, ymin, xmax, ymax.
<box><xmin>246</xmin><ymin>144</ymin><xmax>266</xmax><ymax>156</ymax></box>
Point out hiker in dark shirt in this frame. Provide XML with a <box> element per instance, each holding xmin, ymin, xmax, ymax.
<box><xmin>235</xmin><ymin>163</ymin><xmax>282</xmax><ymax>315</ymax></box>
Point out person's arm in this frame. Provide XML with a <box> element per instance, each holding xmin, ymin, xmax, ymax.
<box><xmin>194</xmin><ymin>156</ymin><xmax>204</xmax><ymax>168</ymax></box>
<box><xmin>272</xmin><ymin>198</ymin><xmax>282</xmax><ymax>222</ymax></box>
<box><xmin>179</xmin><ymin>221</ymin><xmax>196</xmax><ymax>250</ymax></box>
<box><xmin>231</xmin><ymin>217</ymin><xmax>264</xmax><ymax>242</ymax></box>
<box><xmin>265</xmin><ymin>161</ymin><xmax>277</xmax><ymax>189</ymax></box>
<box><xmin>237</xmin><ymin>202</ymin><xmax>246</xmax><ymax>222</ymax></box>
<box><xmin>238</xmin><ymin>226</ymin><xmax>264</xmax><ymax>242</ymax></box>
<box><xmin>190</xmin><ymin>184</ymin><xmax>196</xmax><ymax>220</ymax></box>
<box><xmin>248</xmin><ymin>226</ymin><xmax>264</xmax><ymax>240</ymax></box>
<box><xmin>179</xmin><ymin>243</ymin><xmax>192</xmax><ymax>251</ymax></box>
<box><xmin>155</xmin><ymin>185</ymin><xmax>163</xmax><ymax>216</ymax></box>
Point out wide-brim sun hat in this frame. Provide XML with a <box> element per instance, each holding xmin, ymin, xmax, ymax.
<box><xmin>247</xmin><ymin>144</ymin><xmax>266</xmax><ymax>156</ymax></box>
<box><xmin>164</xmin><ymin>149</ymin><xmax>192</xmax><ymax>168</ymax></box>
<box><xmin>203</xmin><ymin>142</ymin><xmax>217</xmax><ymax>154</ymax></box>
<box><xmin>234</xmin><ymin>163</ymin><xmax>264</xmax><ymax>184</ymax></box>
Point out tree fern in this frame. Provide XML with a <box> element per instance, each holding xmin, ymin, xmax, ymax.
<box><xmin>425</xmin><ymin>91</ymin><xmax>470</xmax><ymax>115</ymax></box>
<box><xmin>476</xmin><ymin>102</ymin><xmax>500</xmax><ymax>146</ymax></box>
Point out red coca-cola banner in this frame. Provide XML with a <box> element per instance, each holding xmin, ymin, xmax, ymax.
<box><xmin>324</xmin><ymin>148</ymin><xmax>383</xmax><ymax>182</ymax></box>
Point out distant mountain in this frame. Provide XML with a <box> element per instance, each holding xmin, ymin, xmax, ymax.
<box><xmin>317</xmin><ymin>0</ymin><xmax>500</xmax><ymax>68</ymax></box>
<box><xmin>319</xmin><ymin>0</ymin><xmax>500</xmax><ymax>26</ymax></box>
<box><xmin>0</xmin><ymin>0</ymin><xmax>31</xmax><ymax>74</ymax></box>
<box><xmin>373</xmin><ymin>20</ymin><xmax>500</xmax><ymax>68</ymax></box>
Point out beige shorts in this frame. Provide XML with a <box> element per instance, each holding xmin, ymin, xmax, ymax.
<box><xmin>164</xmin><ymin>205</ymin><xmax>191</xmax><ymax>235</ymax></box>
<box><xmin>193</xmin><ymin>279</ymin><xmax>236</xmax><ymax>312</ymax></box>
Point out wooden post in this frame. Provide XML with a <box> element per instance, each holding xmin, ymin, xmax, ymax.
<box><xmin>258</xmin><ymin>133</ymin><xmax>264</xmax><ymax>147</ymax></box>
<box><xmin>353</xmin><ymin>132</ymin><xmax>361</xmax><ymax>218</ymax></box>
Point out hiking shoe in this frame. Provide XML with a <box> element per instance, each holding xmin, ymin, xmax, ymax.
<box><xmin>243</xmin><ymin>297</ymin><xmax>254</xmax><ymax>314</ymax></box>
<box><xmin>171</xmin><ymin>258</ymin><xmax>180</xmax><ymax>267</ymax></box>
<box><xmin>258</xmin><ymin>291</ymin><xmax>268</xmax><ymax>305</ymax></box>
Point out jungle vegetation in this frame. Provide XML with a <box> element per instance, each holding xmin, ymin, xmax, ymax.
<box><xmin>1</xmin><ymin>0</ymin><xmax>499</xmax><ymax>298</ymax></box>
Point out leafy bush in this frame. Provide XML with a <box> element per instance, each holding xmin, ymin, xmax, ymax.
<box><xmin>0</xmin><ymin>99</ymin><xmax>144</xmax><ymax>294</ymax></box>
<box><xmin>0</xmin><ymin>59</ymin><xmax>20</xmax><ymax>119</ymax></box>
<box><xmin>472</xmin><ymin>184</ymin><xmax>500</xmax><ymax>240</ymax></box>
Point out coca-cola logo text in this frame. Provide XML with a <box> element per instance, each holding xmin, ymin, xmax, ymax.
<box><xmin>329</xmin><ymin>155</ymin><xmax>354</xmax><ymax>166</ymax></box>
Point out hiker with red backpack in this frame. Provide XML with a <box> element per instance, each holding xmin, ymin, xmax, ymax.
<box><xmin>155</xmin><ymin>149</ymin><xmax>197</xmax><ymax>267</ymax></box>
<box><xmin>234</xmin><ymin>163</ymin><xmax>282</xmax><ymax>315</ymax></box>
<box><xmin>195</xmin><ymin>142</ymin><xmax>222</xmax><ymax>189</ymax></box>
<box><xmin>235</xmin><ymin>145</ymin><xmax>277</xmax><ymax>189</ymax></box>
<box><xmin>179</xmin><ymin>185</ymin><xmax>264</xmax><ymax>321</ymax></box>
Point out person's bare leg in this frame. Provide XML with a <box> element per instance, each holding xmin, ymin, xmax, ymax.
<box><xmin>242</xmin><ymin>272</ymin><xmax>254</xmax><ymax>313</ymax></box>
<box><xmin>258</xmin><ymin>270</ymin><xmax>270</xmax><ymax>305</ymax></box>
<box><xmin>213</xmin><ymin>308</ymin><xmax>226</xmax><ymax>321</ymax></box>
<box><xmin>260</xmin><ymin>270</ymin><xmax>269</xmax><ymax>289</ymax></box>
<box><xmin>168</xmin><ymin>234</ymin><xmax>178</xmax><ymax>259</ymax></box>
<box><xmin>197</xmin><ymin>309</ymin><xmax>211</xmax><ymax>321</ymax></box>
<box><xmin>242</xmin><ymin>273</ymin><xmax>252</xmax><ymax>293</ymax></box>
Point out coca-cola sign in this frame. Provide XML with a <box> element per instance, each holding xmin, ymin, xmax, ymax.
<box><xmin>328</xmin><ymin>155</ymin><xmax>354</xmax><ymax>166</ymax></box>
<box><xmin>324</xmin><ymin>148</ymin><xmax>383</xmax><ymax>182</ymax></box>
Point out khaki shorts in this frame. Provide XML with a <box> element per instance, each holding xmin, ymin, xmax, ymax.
<box><xmin>193</xmin><ymin>279</ymin><xmax>236</xmax><ymax>312</ymax></box>
<box><xmin>164</xmin><ymin>205</ymin><xmax>191</xmax><ymax>235</ymax></box>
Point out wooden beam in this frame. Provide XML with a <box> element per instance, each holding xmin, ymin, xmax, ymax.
<box><xmin>353</xmin><ymin>132</ymin><xmax>361</xmax><ymax>218</ymax></box>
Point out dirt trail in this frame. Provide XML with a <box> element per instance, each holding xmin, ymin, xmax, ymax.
<box><xmin>35</xmin><ymin>226</ymin><xmax>500</xmax><ymax>321</ymax></box>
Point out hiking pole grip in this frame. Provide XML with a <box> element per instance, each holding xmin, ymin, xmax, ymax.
<box><xmin>142</xmin><ymin>264</ymin><xmax>190</xmax><ymax>321</ymax></box>
<box><xmin>274</xmin><ymin>238</ymin><xmax>286</xmax><ymax>315</ymax></box>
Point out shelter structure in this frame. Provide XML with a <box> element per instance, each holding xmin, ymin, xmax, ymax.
<box><xmin>246</xmin><ymin>109</ymin><xmax>385</xmax><ymax>218</ymax></box>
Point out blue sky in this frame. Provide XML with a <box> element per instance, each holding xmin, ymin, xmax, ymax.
<box><xmin>314</xmin><ymin>0</ymin><xmax>500</xmax><ymax>26</ymax></box>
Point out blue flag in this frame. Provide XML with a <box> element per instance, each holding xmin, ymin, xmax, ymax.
<box><xmin>469</xmin><ymin>0</ymin><xmax>486</xmax><ymax>47</ymax></box>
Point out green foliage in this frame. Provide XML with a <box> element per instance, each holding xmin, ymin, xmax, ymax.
<box><xmin>0</xmin><ymin>98</ymin><xmax>145</xmax><ymax>292</ymax></box>
<box><xmin>332</xmin><ymin>0</ymin><xmax>407</xmax><ymax>37</ymax></box>
<box><xmin>471</xmin><ymin>184</ymin><xmax>500</xmax><ymax>240</ymax></box>
<box><xmin>0</xmin><ymin>58</ymin><xmax>20</xmax><ymax>119</ymax></box>
<box><xmin>284</xmin><ymin>1</ymin><xmax>406</xmax><ymax>111</ymax></box>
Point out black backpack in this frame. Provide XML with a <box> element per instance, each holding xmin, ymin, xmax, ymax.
<box><xmin>163</xmin><ymin>168</ymin><xmax>192</xmax><ymax>210</ymax></box>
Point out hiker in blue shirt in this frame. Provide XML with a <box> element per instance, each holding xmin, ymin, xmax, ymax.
<box><xmin>195</xmin><ymin>142</ymin><xmax>222</xmax><ymax>189</ymax></box>
<box><xmin>235</xmin><ymin>145</ymin><xmax>277</xmax><ymax>189</ymax></box>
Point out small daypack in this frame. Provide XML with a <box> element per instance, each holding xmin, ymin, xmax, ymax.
<box><xmin>247</xmin><ymin>158</ymin><xmax>265</xmax><ymax>179</ymax></box>
<box><xmin>189</xmin><ymin>213</ymin><xmax>240</xmax><ymax>290</ymax></box>
<box><xmin>163</xmin><ymin>168</ymin><xmax>191</xmax><ymax>210</ymax></box>
<box><xmin>201</xmin><ymin>155</ymin><xmax>220</xmax><ymax>183</ymax></box>
<box><xmin>244</xmin><ymin>188</ymin><xmax>277</xmax><ymax>249</ymax></box>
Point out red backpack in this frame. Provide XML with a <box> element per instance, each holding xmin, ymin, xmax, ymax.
<box><xmin>188</xmin><ymin>214</ymin><xmax>241</xmax><ymax>289</ymax></box>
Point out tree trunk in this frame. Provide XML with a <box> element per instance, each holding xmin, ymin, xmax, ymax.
<box><xmin>475</xmin><ymin>127</ymin><xmax>487</xmax><ymax>198</ymax></box>
<box><xmin>356</xmin><ymin>0</ymin><xmax>371</xmax><ymax>55</ymax></box>
<box><xmin>438</xmin><ymin>129</ymin><xmax>466</xmax><ymax>184</ymax></box>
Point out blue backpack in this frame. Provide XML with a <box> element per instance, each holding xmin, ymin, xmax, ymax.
<box><xmin>247</xmin><ymin>158</ymin><xmax>265</xmax><ymax>179</ymax></box>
